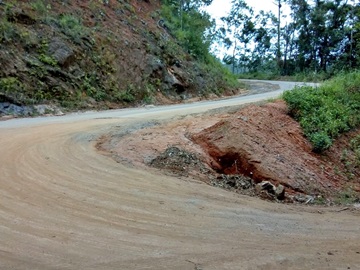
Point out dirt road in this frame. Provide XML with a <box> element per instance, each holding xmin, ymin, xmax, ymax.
<box><xmin>1</xmin><ymin>81</ymin><xmax>359</xmax><ymax>269</ymax></box>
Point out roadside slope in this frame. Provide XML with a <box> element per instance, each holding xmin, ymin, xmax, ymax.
<box><xmin>100</xmin><ymin>98</ymin><xmax>360</xmax><ymax>203</ymax></box>
<box><xmin>0</xmin><ymin>0</ymin><xmax>238</xmax><ymax>116</ymax></box>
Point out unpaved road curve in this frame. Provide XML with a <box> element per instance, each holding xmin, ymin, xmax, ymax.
<box><xmin>1</xmin><ymin>81</ymin><xmax>359</xmax><ymax>270</ymax></box>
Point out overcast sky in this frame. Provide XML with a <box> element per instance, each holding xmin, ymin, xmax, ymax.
<box><xmin>204</xmin><ymin>0</ymin><xmax>291</xmax><ymax>58</ymax></box>
<box><xmin>205</xmin><ymin>0</ymin><xmax>281</xmax><ymax>19</ymax></box>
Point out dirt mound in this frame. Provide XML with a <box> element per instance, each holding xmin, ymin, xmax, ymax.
<box><xmin>99</xmin><ymin>100</ymin><xmax>360</xmax><ymax>203</ymax></box>
<box><xmin>192</xmin><ymin>102</ymin><xmax>339</xmax><ymax>195</ymax></box>
<box><xmin>150</xmin><ymin>146</ymin><xmax>210</xmax><ymax>177</ymax></box>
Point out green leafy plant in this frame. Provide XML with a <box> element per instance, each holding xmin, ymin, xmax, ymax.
<box><xmin>0</xmin><ymin>77</ymin><xmax>32</xmax><ymax>104</ymax></box>
<box><xmin>58</xmin><ymin>14</ymin><xmax>88</xmax><ymax>43</ymax></box>
<box><xmin>80</xmin><ymin>74</ymin><xmax>106</xmax><ymax>101</ymax></box>
<box><xmin>114</xmin><ymin>84</ymin><xmax>136</xmax><ymax>103</ymax></box>
<box><xmin>334</xmin><ymin>189</ymin><xmax>359</xmax><ymax>205</ymax></box>
<box><xmin>30</xmin><ymin>0</ymin><xmax>51</xmax><ymax>15</ymax></box>
<box><xmin>0</xmin><ymin>77</ymin><xmax>23</xmax><ymax>94</ymax></box>
<box><xmin>141</xmin><ymin>83</ymin><xmax>156</xmax><ymax>104</ymax></box>
<box><xmin>36</xmin><ymin>39</ymin><xmax>58</xmax><ymax>66</ymax></box>
<box><xmin>309</xmin><ymin>132</ymin><xmax>332</xmax><ymax>153</ymax></box>
<box><xmin>283</xmin><ymin>71</ymin><xmax>360</xmax><ymax>152</ymax></box>
<box><xmin>38</xmin><ymin>54</ymin><xmax>57</xmax><ymax>66</ymax></box>
<box><xmin>350</xmin><ymin>135</ymin><xmax>360</xmax><ymax>167</ymax></box>
<box><xmin>0</xmin><ymin>19</ymin><xmax>17</xmax><ymax>43</ymax></box>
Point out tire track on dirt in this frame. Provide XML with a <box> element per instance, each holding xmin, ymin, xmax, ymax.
<box><xmin>0</xmin><ymin>88</ymin><xmax>359</xmax><ymax>269</ymax></box>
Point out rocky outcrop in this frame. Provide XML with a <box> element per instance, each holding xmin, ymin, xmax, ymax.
<box><xmin>255</xmin><ymin>181</ymin><xmax>286</xmax><ymax>200</ymax></box>
<box><xmin>48</xmin><ymin>38</ymin><xmax>75</xmax><ymax>67</ymax></box>
<box><xmin>0</xmin><ymin>0</ymin><xmax>238</xmax><ymax>117</ymax></box>
<box><xmin>0</xmin><ymin>102</ymin><xmax>63</xmax><ymax>117</ymax></box>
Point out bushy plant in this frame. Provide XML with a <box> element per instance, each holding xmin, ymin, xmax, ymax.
<box><xmin>0</xmin><ymin>77</ymin><xmax>23</xmax><ymax>94</ymax></box>
<box><xmin>58</xmin><ymin>14</ymin><xmax>88</xmax><ymax>43</ymax></box>
<box><xmin>283</xmin><ymin>71</ymin><xmax>360</xmax><ymax>152</ymax></box>
<box><xmin>199</xmin><ymin>55</ymin><xmax>239</xmax><ymax>95</ymax></box>
<box><xmin>309</xmin><ymin>132</ymin><xmax>332</xmax><ymax>153</ymax></box>
<box><xmin>30</xmin><ymin>0</ymin><xmax>51</xmax><ymax>16</ymax></box>
<box><xmin>38</xmin><ymin>54</ymin><xmax>57</xmax><ymax>66</ymax></box>
<box><xmin>0</xmin><ymin>19</ymin><xmax>18</xmax><ymax>43</ymax></box>
<box><xmin>350</xmin><ymin>135</ymin><xmax>360</xmax><ymax>166</ymax></box>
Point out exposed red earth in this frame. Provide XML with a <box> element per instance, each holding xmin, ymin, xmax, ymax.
<box><xmin>99</xmin><ymin>99</ymin><xmax>359</xmax><ymax>203</ymax></box>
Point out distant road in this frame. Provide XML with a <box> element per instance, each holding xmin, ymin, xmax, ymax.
<box><xmin>0</xmin><ymin>80</ymin><xmax>317</xmax><ymax>129</ymax></box>
<box><xmin>239</xmin><ymin>79</ymin><xmax>319</xmax><ymax>92</ymax></box>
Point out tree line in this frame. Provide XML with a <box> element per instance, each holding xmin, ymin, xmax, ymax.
<box><xmin>221</xmin><ymin>0</ymin><xmax>360</xmax><ymax>76</ymax></box>
<box><xmin>161</xmin><ymin>0</ymin><xmax>360</xmax><ymax>77</ymax></box>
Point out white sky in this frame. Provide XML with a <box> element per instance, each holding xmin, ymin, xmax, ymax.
<box><xmin>205</xmin><ymin>0</ymin><xmax>291</xmax><ymax>58</ymax></box>
<box><xmin>205</xmin><ymin>0</ymin><xmax>282</xmax><ymax>19</ymax></box>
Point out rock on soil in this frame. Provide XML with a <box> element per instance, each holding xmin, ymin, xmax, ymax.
<box><xmin>150</xmin><ymin>146</ymin><xmax>210</xmax><ymax>177</ymax></box>
<box><xmin>0</xmin><ymin>102</ymin><xmax>63</xmax><ymax>118</ymax></box>
<box><xmin>212</xmin><ymin>174</ymin><xmax>255</xmax><ymax>196</ymax></box>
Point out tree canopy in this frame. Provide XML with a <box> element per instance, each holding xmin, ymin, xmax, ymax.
<box><xmin>160</xmin><ymin>0</ymin><xmax>215</xmax><ymax>61</ymax></box>
<box><xmin>219</xmin><ymin>0</ymin><xmax>360</xmax><ymax>76</ymax></box>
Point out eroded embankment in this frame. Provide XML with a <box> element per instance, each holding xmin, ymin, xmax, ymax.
<box><xmin>98</xmin><ymin>101</ymin><xmax>360</xmax><ymax>203</ymax></box>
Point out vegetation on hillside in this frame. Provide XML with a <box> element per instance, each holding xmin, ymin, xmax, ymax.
<box><xmin>283</xmin><ymin>71</ymin><xmax>360</xmax><ymax>152</ymax></box>
<box><xmin>0</xmin><ymin>0</ymin><xmax>239</xmax><ymax>114</ymax></box>
<box><xmin>160</xmin><ymin>0</ymin><xmax>238</xmax><ymax>93</ymax></box>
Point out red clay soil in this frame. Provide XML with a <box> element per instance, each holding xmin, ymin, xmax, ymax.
<box><xmin>100</xmin><ymin>100</ymin><xmax>360</xmax><ymax>201</ymax></box>
<box><xmin>193</xmin><ymin>101</ymin><xmax>360</xmax><ymax>197</ymax></box>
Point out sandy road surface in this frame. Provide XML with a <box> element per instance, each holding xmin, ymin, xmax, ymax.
<box><xmin>1</xmin><ymin>81</ymin><xmax>359</xmax><ymax>270</ymax></box>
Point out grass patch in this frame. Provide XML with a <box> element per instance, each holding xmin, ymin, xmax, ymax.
<box><xmin>283</xmin><ymin>71</ymin><xmax>360</xmax><ymax>152</ymax></box>
<box><xmin>0</xmin><ymin>77</ymin><xmax>27</xmax><ymax>103</ymax></box>
<box><xmin>334</xmin><ymin>188</ymin><xmax>360</xmax><ymax>205</ymax></box>
<box><xmin>0</xmin><ymin>18</ymin><xmax>18</xmax><ymax>43</ymax></box>
<box><xmin>199</xmin><ymin>55</ymin><xmax>240</xmax><ymax>96</ymax></box>
<box><xmin>340</xmin><ymin>134</ymin><xmax>360</xmax><ymax>179</ymax></box>
<box><xmin>30</xmin><ymin>0</ymin><xmax>51</xmax><ymax>16</ymax></box>
<box><xmin>57</xmin><ymin>14</ymin><xmax>89</xmax><ymax>44</ymax></box>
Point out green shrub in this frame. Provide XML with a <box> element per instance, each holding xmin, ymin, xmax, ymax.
<box><xmin>350</xmin><ymin>135</ymin><xmax>360</xmax><ymax>151</ymax></box>
<box><xmin>0</xmin><ymin>77</ymin><xmax>34</xmax><ymax>104</ymax></box>
<box><xmin>0</xmin><ymin>19</ymin><xmax>18</xmax><ymax>43</ymax></box>
<box><xmin>36</xmin><ymin>39</ymin><xmax>58</xmax><ymax>66</ymax></box>
<box><xmin>38</xmin><ymin>54</ymin><xmax>57</xmax><ymax>66</ymax></box>
<box><xmin>114</xmin><ymin>84</ymin><xmax>136</xmax><ymax>103</ymax></box>
<box><xmin>310</xmin><ymin>132</ymin><xmax>332</xmax><ymax>153</ymax></box>
<box><xmin>334</xmin><ymin>189</ymin><xmax>359</xmax><ymax>205</ymax></box>
<box><xmin>58</xmin><ymin>14</ymin><xmax>88</xmax><ymax>43</ymax></box>
<box><xmin>283</xmin><ymin>71</ymin><xmax>360</xmax><ymax>152</ymax></box>
<box><xmin>79</xmin><ymin>74</ymin><xmax>107</xmax><ymax>101</ymax></box>
<box><xmin>350</xmin><ymin>135</ymin><xmax>360</xmax><ymax>166</ymax></box>
<box><xmin>0</xmin><ymin>77</ymin><xmax>23</xmax><ymax>94</ymax></box>
<box><xmin>30</xmin><ymin>0</ymin><xmax>51</xmax><ymax>15</ymax></box>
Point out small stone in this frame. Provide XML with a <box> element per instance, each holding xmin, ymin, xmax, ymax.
<box><xmin>275</xmin><ymin>184</ymin><xmax>285</xmax><ymax>200</ymax></box>
<box><xmin>256</xmin><ymin>181</ymin><xmax>276</xmax><ymax>194</ymax></box>
<box><xmin>48</xmin><ymin>38</ymin><xmax>75</xmax><ymax>67</ymax></box>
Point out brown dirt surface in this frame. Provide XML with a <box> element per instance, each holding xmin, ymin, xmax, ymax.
<box><xmin>1</xmin><ymin>100</ymin><xmax>360</xmax><ymax>269</ymax></box>
<box><xmin>99</xmin><ymin>100</ymin><xmax>360</xmax><ymax>203</ymax></box>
